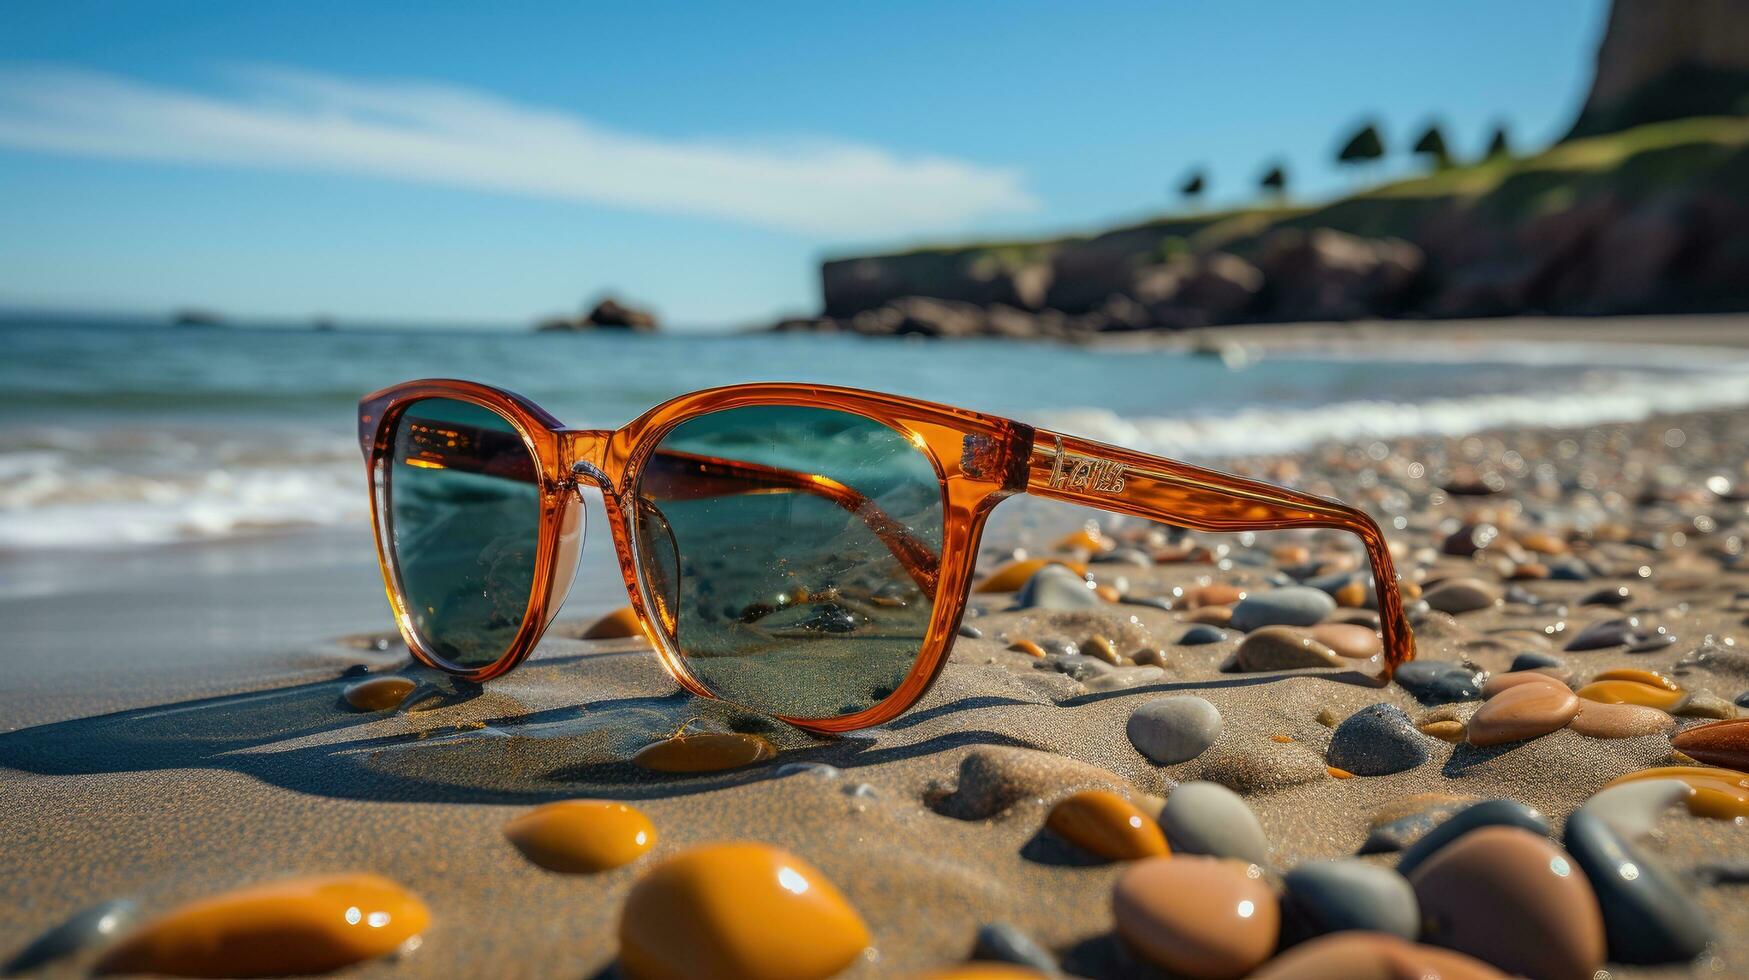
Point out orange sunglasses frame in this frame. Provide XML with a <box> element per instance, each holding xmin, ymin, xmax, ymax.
<box><xmin>359</xmin><ymin>379</ymin><xmax>1415</xmax><ymax>734</ymax></box>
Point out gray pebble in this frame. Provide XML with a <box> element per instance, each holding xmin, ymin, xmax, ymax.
<box><xmin>1576</xmin><ymin>780</ymin><xmax>1691</xmax><ymax>842</ymax></box>
<box><xmin>1422</xmin><ymin>578</ymin><xmax>1502</xmax><ymax>614</ymax></box>
<box><xmin>1177</xmin><ymin>624</ymin><xmax>1228</xmax><ymax>645</ymax></box>
<box><xmin>1229</xmin><ymin>586</ymin><xmax>1336</xmax><ymax>631</ymax></box>
<box><xmin>4</xmin><ymin>899</ymin><xmax>137</xmax><ymax>974</ymax></box>
<box><xmin>1564</xmin><ymin>616</ymin><xmax>1639</xmax><ymax>651</ymax></box>
<box><xmin>1736</xmin><ymin>690</ymin><xmax>1749</xmax><ymax>709</ymax></box>
<box><xmin>1012</xmin><ymin>563</ymin><xmax>1100</xmax><ymax>611</ymax></box>
<box><xmin>1626</xmin><ymin>629</ymin><xmax>1678</xmax><ymax>653</ymax></box>
<box><xmin>1547</xmin><ymin>558</ymin><xmax>1591</xmax><ymax>581</ymax></box>
<box><xmin>1393</xmin><ymin>660</ymin><xmax>1483</xmax><ymax>704</ymax></box>
<box><xmin>1092</xmin><ymin>547</ymin><xmax>1154</xmax><ymax>568</ymax></box>
<box><xmin>1126</xmin><ymin>696</ymin><xmax>1223</xmax><ymax>764</ymax></box>
<box><xmin>1395</xmin><ymin>799</ymin><xmax>1548</xmax><ymax>877</ymax></box>
<box><xmin>1282</xmin><ymin>859</ymin><xmax>1420</xmax><ymax>941</ymax></box>
<box><xmin>1326</xmin><ymin>704</ymin><xmax>1436</xmax><ymax>776</ymax></box>
<box><xmin>1359</xmin><ymin>798</ymin><xmax>1476</xmax><ymax>854</ymax></box>
<box><xmin>1037</xmin><ymin>653</ymin><xmax>1114</xmax><ymax>681</ymax></box>
<box><xmin>957</xmin><ymin>624</ymin><xmax>984</xmax><ymax>640</ymax></box>
<box><xmin>973</xmin><ymin>922</ymin><xmax>1058</xmax><ymax>973</ymax></box>
<box><xmin>1117</xmin><ymin>595</ymin><xmax>1174</xmax><ymax>611</ymax></box>
<box><xmin>1580</xmin><ymin>585</ymin><xmax>1633</xmax><ymax>607</ymax></box>
<box><xmin>1510</xmin><ymin>652</ymin><xmax>1563</xmax><ymax>672</ymax></box>
<box><xmin>1564</xmin><ymin>806</ymin><xmax>1713</xmax><ymax>964</ymax></box>
<box><xmin>1158</xmin><ymin>780</ymin><xmax>1271</xmax><ymax>866</ymax></box>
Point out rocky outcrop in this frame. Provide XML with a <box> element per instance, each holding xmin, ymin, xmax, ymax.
<box><xmin>1569</xmin><ymin>0</ymin><xmax>1749</xmax><ymax>138</ymax></box>
<box><xmin>538</xmin><ymin>297</ymin><xmax>659</xmax><ymax>332</ymax></box>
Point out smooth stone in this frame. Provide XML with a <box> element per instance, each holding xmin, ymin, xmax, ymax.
<box><xmin>342</xmin><ymin>676</ymin><xmax>416</xmax><ymax>711</ymax></box>
<box><xmin>1082</xmin><ymin>634</ymin><xmax>1122</xmax><ymax>665</ymax></box>
<box><xmin>1189</xmin><ymin>583</ymin><xmax>1245</xmax><ymax>607</ymax></box>
<box><xmin>1200</xmin><ymin>742</ymin><xmax>1328</xmax><ymax>793</ymax></box>
<box><xmin>582</xmin><ymin>605</ymin><xmax>646</xmax><ymax>638</ymax></box>
<box><xmin>1248</xmin><ymin>933</ymin><xmax>1505</xmax><ymax>980</ymax></box>
<box><xmin>1576</xmin><ymin>779</ymin><xmax>1693</xmax><ymax>841</ymax></box>
<box><xmin>1112</xmin><ymin>856</ymin><xmax>1278</xmax><ymax>979</ymax></box>
<box><xmin>1670</xmin><ymin>718</ymin><xmax>1749</xmax><ymax>770</ymax></box>
<box><xmin>931</xmin><ymin>746</ymin><xmax>1131</xmax><ymax>821</ymax></box>
<box><xmin>1360</xmin><ymin>797</ymin><xmax>1476</xmax><ymax>854</ymax></box>
<box><xmin>1157</xmin><ymin>781</ymin><xmax>1271</xmax><ymax>866</ymax></box>
<box><xmin>1234</xmin><ymin>626</ymin><xmax>1342</xmax><ymax>671</ymax></box>
<box><xmin>5</xmin><ymin>899</ymin><xmax>137</xmax><ymax>974</ymax></box>
<box><xmin>1562</xmin><ymin>807</ymin><xmax>1713</xmax><ymax>964</ymax></box>
<box><xmin>1480</xmin><ymin>670</ymin><xmax>1569</xmax><ymax>699</ymax></box>
<box><xmin>1177</xmin><ymin>624</ymin><xmax>1228</xmax><ymax>645</ymax></box>
<box><xmin>1093</xmin><ymin>546</ymin><xmax>1154</xmax><ymax>568</ymax></box>
<box><xmin>632</xmin><ymin>732</ymin><xmax>776</xmax><ymax>773</ymax></box>
<box><xmin>1229</xmin><ymin>586</ymin><xmax>1336</xmax><ymax>632</ymax></box>
<box><xmin>1395</xmin><ymin>799</ymin><xmax>1549</xmax><ymax>877</ymax></box>
<box><xmin>1422</xmin><ymin>578</ymin><xmax>1501</xmax><ymax>614</ymax></box>
<box><xmin>618</xmin><ymin>843</ymin><xmax>869</xmax><ymax>980</ymax></box>
<box><xmin>503</xmin><ymin>800</ymin><xmax>656</xmax><ymax>873</ymax></box>
<box><xmin>976</xmin><ymin>558</ymin><xmax>1084</xmax><ymax>593</ymax></box>
<box><xmin>775</xmin><ymin>762</ymin><xmax>840</xmax><ymax>779</ymax></box>
<box><xmin>1126</xmin><ymin>696</ymin><xmax>1222</xmax><ymax>765</ymax></box>
<box><xmin>1012</xmin><ymin>563</ymin><xmax>1101</xmax><ymax>610</ymax></box>
<box><xmin>1419</xmin><ymin>719</ymin><xmax>1466</xmax><ymax>742</ymax></box>
<box><xmin>1580</xmin><ymin>585</ymin><xmax>1633</xmax><ymax>607</ymax></box>
<box><xmin>1466</xmin><ymin>680</ymin><xmax>1580</xmax><ymax>747</ymax></box>
<box><xmin>972</xmin><ymin>922</ymin><xmax>1057</xmax><ymax>973</ymax></box>
<box><xmin>1563</xmin><ymin>616</ymin><xmax>1639</xmax><ymax>651</ymax></box>
<box><xmin>1393</xmin><ymin>660</ymin><xmax>1483</xmax><ymax>704</ymax></box>
<box><xmin>1281</xmin><ymin>859</ymin><xmax>1419</xmax><ymax>941</ymax></box>
<box><xmin>1038</xmin><ymin>653</ymin><xmax>1114</xmax><ymax>681</ymax></box>
<box><xmin>1308</xmin><ymin>622</ymin><xmax>1383</xmax><ymax>659</ymax></box>
<box><xmin>1602</xmin><ymin>766</ymin><xmax>1749</xmax><ymax>821</ymax></box>
<box><xmin>1627</xmin><ymin>630</ymin><xmax>1680</xmax><ymax>653</ymax></box>
<box><xmin>1568</xmin><ymin>700</ymin><xmax>1675</xmax><ymax>738</ymax></box>
<box><xmin>1575</xmin><ymin>679</ymin><xmax>1686</xmax><ymax>711</ymax></box>
<box><xmin>1409</xmin><ymin>827</ymin><xmax>1605</xmax><ymax>980</ymax></box>
<box><xmin>1736</xmin><ymin>690</ymin><xmax>1749</xmax><ymax>709</ymax></box>
<box><xmin>98</xmin><ymin>874</ymin><xmax>429</xmax><ymax>977</ymax></box>
<box><xmin>1509</xmin><ymin>651</ymin><xmax>1563</xmax><ymax>671</ymax></box>
<box><xmin>1045</xmin><ymin>790</ymin><xmax>1169</xmax><ymax>860</ymax></box>
<box><xmin>1547</xmin><ymin>558</ymin><xmax>1592</xmax><ymax>581</ymax></box>
<box><xmin>1593</xmin><ymin>667</ymin><xmax>1680</xmax><ymax>691</ymax></box>
<box><xmin>1674</xmin><ymin>692</ymin><xmax>1738</xmax><ymax>719</ymax></box>
<box><xmin>1082</xmin><ymin>665</ymin><xmax>1166</xmax><ymax>692</ymax></box>
<box><xmin>1187</xmin><ymin>606</ymin><xmax>1234</xmax><ymax>626</ymax></box>
<box><xmin>1326</xmin><ymin>704</ymin><xmax>1436</xmax><ymax>776</ymax></box>
<box><xmin>957</xmin><ymin>624</ymin><xmax>984</xmax><ymax>640</ymax></box>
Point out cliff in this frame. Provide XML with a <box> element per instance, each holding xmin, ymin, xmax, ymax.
<box><xmin>1569</xmin><ymin>0</ymin><xmax>1749</xmax><ymax>138</ymax></box>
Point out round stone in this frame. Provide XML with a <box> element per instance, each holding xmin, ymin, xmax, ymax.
<box><xmin>1326</xmin><ymin>704</ymin><xmax>1436</xmax><ymax>776</ymax></box>
<box><xmin>1466</xmin><ymin>680</ymin><xmax>1580</xmax><ymax>747</ymax></box>
<box><xmin>1112</xmin><ymin>856</ymin><xmax>1278</xmax><ymax>979</ymax></box>
<box><xmin>5</xmin><ymin>899</ymin><xmax>137</xmax><ymax>974</ymax></box>
<box><xmin>1563</xmin><ymin>617</ymin><xmax>1639</xmax><ymax>651</ymax></box>
<box><xmin>503</xmin><ymin>800</ymin><xmax>656</xmax><ymax>873</ymax></box>
<box><xmin>1249</xmin><ymin>932</ymin><xmax>1506</xmax><ymax>979</ymax></box>
<box><xmin>1281</xmin><ymin>859</ymin><xmax>1419</xmax><ymax>941</ymax></box>
<box><xmin>618</xmin><ymin>843</ymin><xmax>869</xmax><ymax>980</ymax></box>
<box><xmin>1409</xmin><ymin>826</ymin><xmax>1605</xmax><ymax>980</ymax></box>
<box><xmin>1177</xmin><ymin>624</ymin><xmax>1229</xmax><ymax>645</ymax></box>
<box><xmin>1422</xmin><ymin>578</ymin><xmax>1501</xmax><ymax>614</ymax></box>
<box><xmin>1013</xmin><ymin>563</ymin><xmax>1101</xmax><ymax>610</ymax></box>
<box><xmin>1235</xmin><ymin>626</ymin><xmax>1343</xmax><ymax>671</ymax></box>
<box><xmin>972</xmin><ymin>922</ymin><xmax>1057</xmax><ymax>973</ymax></box>
<box><xmin>1563</xmin><ymin>808</ymin><xmax>1714</xmax><ymax>964</ymax></box>
<box><xmin>1157</xmin><ymin>781</ymin><xmax>1271</xmax><ymax>866</ymax></box>
<box><xmin>1359</xmin><ymin>796</ymin><xmax>1477</xmax><ymax>854</ymax></box>
<box><xmin>1045</xmin><ymin>790</ymin><xmax>1169</xmax><ymax>861</ymax></box>
<box><xmin>1393</xmin><ymin>660</ymin><xmax>1483</xmax><ymax>704</ymax></box>
<box><xmin>1670</xmin><ymin>718</ymin><xmax>1749</xmax><ymax>770</ymax></box>
<box><xmin>1576</xmin><ymin>779</ymin><xmax>1693</xmax><ymax>842</ymax></box>
<box><xmin>1509</xmin><ymin>651</ymin><xmax>1563</xmax><ymax>672</ymax></box>
<box><xmin>1580</xmin><ymin>585</ymin><xmax>1633</xmax><ymax>607</ymax></box>
<box><xmin>1229</xmin><ymin>586</ymin><xmax>1336</xmax><ymax>632</ymax></box>
<box><xmin>1568</xmin><ymin>700</ymin><xmax>1674</xmax><ymax>739</ymax></box>
<box><xmin>1395</xmin><ymin>799</ymin><xmax>1549</xmax><ymax>877</ymax></box>
<box><xmin>1480</xmin><ymin>670</ymin><xmax>1568</xmax><ymax>699</ymax></box>
<box><xmin>1308</xmin><ymin>622</ymin><xmax>1382</xmax><ymax>659</ymax></box>
<box><xmin>1127</xmin><ymin>696</ymin><xmax>1223</xmax><ymax>764</ymax></box>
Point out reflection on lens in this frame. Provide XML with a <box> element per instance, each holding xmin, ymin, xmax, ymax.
<box><xmin>388</xmin><ymin>397</ymin><xmax>541</xmax><ymax>668</ymax></box>
<box><xmin>635</xmin><ymin>405</ymin><xmax>944</xmax><ymax>719</ymax></box>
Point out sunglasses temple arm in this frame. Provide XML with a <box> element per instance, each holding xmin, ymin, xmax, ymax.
<box><xmin>1023</xmin><ymin>428</ymin><xmax>1416</xmax><ymax>674</ymax></box>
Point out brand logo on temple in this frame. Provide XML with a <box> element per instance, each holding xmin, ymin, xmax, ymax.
<box><xmin>1046</xmin><ymin>436</ymin><xmax>1126</xmax><ymax>494</ymax></box>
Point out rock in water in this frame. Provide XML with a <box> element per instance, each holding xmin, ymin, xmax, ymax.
<box><xmin>1126</xmin><ymin>696</ymin><xmax>1222</xmax><ymax>764</ymax></box>
<box><xmin>1112</xmin><ymin>856</ymin><xmax>1279</xmax><ymax>978</ymax></box>
<box><xmin>1229</xmin><ymin>586</ymin><xmax>1335</xmax><ymax>631</ymax></box>
<box><xmin>1281</xmin><ymin>859</ymin><xmax>1419</xmax><ymax>941</ymax></box>
<box><xmin>1157</xmin><ymin>781</ymin><xmax>1271</xmax><ymax>866</ymax></box>
<box><xmin>1326</xmin><ymin>704</ymin><xmax>1436</xmax><ymax>776</ymax></box>
<box><xmin>1408</xmin><ymin>827</ymin><xmax>1605</xmax><ymax>980</ymax></box>
<box><xmin>1561</xmin><ymin>807</ymin><xmax>1713</xmax><ymax>964</ymax></box>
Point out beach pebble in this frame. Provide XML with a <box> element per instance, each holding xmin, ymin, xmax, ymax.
<box><xmin>972</xmin><ymin>922</ymin><xmax>1057</xmax><ymax>973</ymax></box>
<box><xmin>931</xmin><ymin>747</ymin><xmax>1128</xmax><ymax>821</ymax></box>
<box><xmin>1601</xmin><ymin>766</ymin><xmax>1749</xmax><ymax>821</ymax></box>
<box><xmin>1408</xmin><ymin>827</ymin><xmax>1605</xmax><ymax>980</ymax></box>
<box><xmin>1093</xmin><ymin>547</ymin><xmax>1154</xmax><ymax>568</ymax></box>
<box><xmin>1562</xmin><ymin>807</ymin><xmax>1714</xmax><ymax>964</ymax></box>
<box><xmin>1673</xmin><ymin>692</ymin><xmax>1738</xmax><ymax>719</ymax></box>
<box><xmin>342</xmin><ymin>675</ymin><xmax>416</xmax><ymax>711</ymax></box>
<box><xmin>1466</xmin><ymin>679</ymin><xmax>1580</xmax><ymax>747</ymax></box>
<box><xmin>1480</xmin><ymin>670</ymin><xmax>1568</xmax><ymax>699</ymax></box>
<box><xmin>1568</xmin><ymin>700</ymin><xmax>1674</xmax><ymax>738</ymax></box>
<box><xmin>958</xmin><ymin>624</ymin><xmax>984</xmax><ymax>640</ymax></box>
<box><xmin>1395</xmin><ymin>799</ymin><xmax>1549</xmax><ymax>877</ymax></box>
<box><xmin>1580</xmin><ymin>585</ymin><xmax>1633</xmax><ymax>607</ymax></box>
<box><xmin>1576</xmin><ymin>779</ymin><xmax>1692</xmax><ymax>841</ymax></box>
<box><xmin>1670</xmin><ymin>718</ymin><xmax>1749</xmax><ymax>770</ymax></box>
<box><xmin>1627</xmin><ymin>629</ymin><xmax>1679</xmax><ymax>653</ymax></box>
<box><xmin>1082</xmin><ymin>665</ymin><xmax>1166</xmax><ymax>692</ymax></box>
<box><xmin>1393</xmin><ymin>660</ymin><xmax>1483</xmax><ymax>704</ymax></box>
<box><xmin>1422</xmin><ymin>578</ymin><xmax>1501</xmax><ymax>614</ymax></box>
<box><xmin>582</xmin><ymin>605</ymin><xmax>646</xmax><ymax>638</ymax></box>
<box><xmin>1189</xmin><ymin>583</ymin><xmax>1245</xmax><ymax>607</ymax></box>
<box><xmin>1736</xmin><ymin>690</ymin><xmax>1749</xmax><ymax>709</ymax></box>
<box><xmin>1307</xmin><ymin>622</ymin><xmax>1382</xmax><ymax>659</ymax></box>
<box><xmin>1112</xmin><ymin>856</ymin><xmax>1278</xmax><ymax>979</ymax></box>
<box><xmin>99</xmin><ymin>874</ymin><xmax>429</xmax><ymax>977</ymax></box>
<box><xmin>1563</xmin><ymin>616</ymin><xmax>1638</xmax><ymax>651</ymax></box>
<box><xmin>1045</xmin><ymin>790</ymin><xmax>1169</xmax><ymax>861</ymax></box>
<box><xmin>1229</xmin><ymin>586</ymin><xmax>1335</xmax><ymax>631</ymax></box>
<box><xmin>1176</xmin><ymin>624</ymin><xmax>1228</xmax><ymax>645</ymax></box>
<box><xmin>1187</xmin><ymin>606</ymin><xmax>1234</xmax><ymax>626</ymax></box>
<box><xmin>1158</xmin><ymin>781</ymin><xmax>1271</xmax><ymax>866</ymax></box>
<box><xmin>1574</xmin><ymin>679</ymin><xmax>1686</xmax><ymax>711</ymax></box>
<box><xmin>1234</xmin><ymin>626</ymin><xmax>1342</xmax><ymax>671</ymax></box>
<box><xmin>977</xmin><ymin>558</ymin><xmax>1081</xmax><ymax>593</ymax></box>
<box><xmin>503</xmin><ymin>801</ymin><xmax>656</xmax><ymax>873</ymax></box>
<box><xmin>1200</xmin><ymin>742</ymin><xmax>1328</xmax><ymax>793</ymax></box>
<box><xmin>1126</xmin><ymin>696</ymin><xmax>1222</xmax><ymax>764</ymax></box>
<box><xmin>1509</xmin><ymin>651</ymin><xmax>1563</xmax><ymax>671</ymax></box>
<box><xmin>1360</xmin><ymin>796</ymin><xmax>1476</xmax><ymax>854</ymax></box>
<box><xmin>632</xmin><ymin>732</ymin><xmax>776</xmax><ymax>773</ymax></box>
<box><xmin>1013</xmin><ymin>564</ymin><xmax>1100</xmax><ymax>610</ymax></box>
<box><xmin>1248</xmin><ymin>933</ymin><xmax>1505</xmax><ymax>980</ymax></box>
<box><xmin>5</xmin><ymin>899</ymin><xmax>137</xmax><ymax>974</ymax></box>
<box><xmin>1281</xmin><ymin>859</ymin><xmax>1419</xmax><ymax>941</ymax></box>
<box><xmin>618</xmin><ymin>843</ymin><xmax>868</xmax><ymax>980</ymax></box>
<box><xmin>1326</xmin><ymin>704</ymin><xmax>1435</xmax><ymax>776</ymax></box>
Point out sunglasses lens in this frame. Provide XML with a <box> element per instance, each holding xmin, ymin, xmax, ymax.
<box><xmin>386</xmin><ymin>397</ymin><xmax>542</xmax><ymax>669</ymax></box>
<box><xmin>634</xmin><ymin>405</ymin><xmax>944</xmax><ymax>719</ymax></box>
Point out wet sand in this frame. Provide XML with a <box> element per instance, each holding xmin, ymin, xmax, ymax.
<box><xmin>3</xmin><ymin>393</ymin><xmax>1748</xmax><ymax>977</ymax></box>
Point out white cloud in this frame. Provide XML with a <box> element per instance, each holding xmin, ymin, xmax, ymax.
<box><xmin>0</xmin><ymin>65</ymin><xmax>1036</xmax><ymax>237</ymax></box>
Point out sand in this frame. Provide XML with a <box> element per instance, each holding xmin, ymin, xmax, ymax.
<box><xmin>3</xmin><ymin>361</ymin><xmax>1748</xmax><ymax>978</ymax></box>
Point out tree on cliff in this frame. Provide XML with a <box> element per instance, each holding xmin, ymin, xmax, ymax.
<box><xmin>1412</xmin><ymin>123</ymin><xmax>1452</xmax><ymax>169</ymax></box>
<box><xmin>1178</xmin><ymin>169</ymin><xmax>1207</xmax><ymax>206</ymax></box>
<box><xmin>1336</xmin><ymin>122</ymin><xmax>1385</xmax><ymax>176</ymax></box>
<box><xmin>1485</xmin><ymin>124</ymin><xmax>1512</xmax><ymax>159</ymax></box>
<box><xmin>1258</xmin><ymin>163</ymin><xmax>1288</xmax><ymax>200</ymax></box>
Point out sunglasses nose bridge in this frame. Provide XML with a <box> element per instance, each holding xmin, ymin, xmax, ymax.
<box><xmin>562</xmin><ymin>429</ymin><xmax>615</xmax><ymax>495</ymax></box>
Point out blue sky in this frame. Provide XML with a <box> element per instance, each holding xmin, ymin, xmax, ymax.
<box><xmin>0</xmin><ymin>1</ymin><xmax>1608</xmax><ymax>329</ymax></box>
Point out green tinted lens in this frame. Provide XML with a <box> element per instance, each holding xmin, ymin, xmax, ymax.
<box><xmin>387</xmin><ymin>397</ymin><xmax>541</xmax><ymax>669</ymax></box>
<box><xmin>635</xmin><ymin>405</ymin><xmax>944</xmax><ymax>719</ymax></box>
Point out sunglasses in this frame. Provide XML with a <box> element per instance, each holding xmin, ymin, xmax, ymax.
<box><xmin>358</xmin><ymin>380</ymin><xmax>1415</xmax><ymax>733</ymax></box>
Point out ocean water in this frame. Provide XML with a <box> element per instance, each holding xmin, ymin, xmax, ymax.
<box><xmin>5</xmin><ymin>318</ymin><xmax>1749</xmax><ymax>556</ymax></box>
